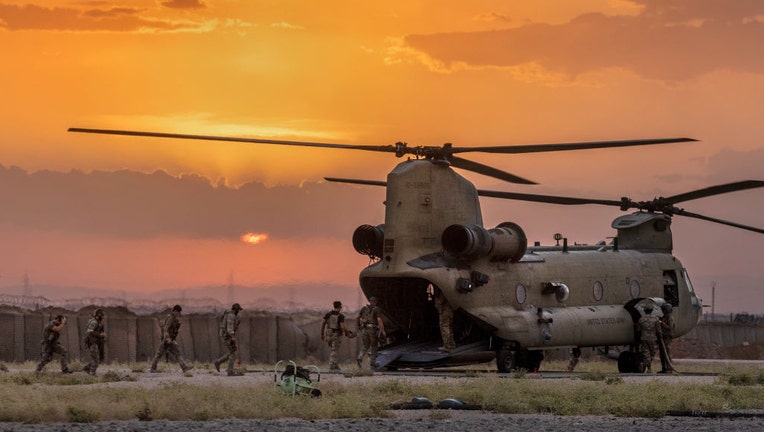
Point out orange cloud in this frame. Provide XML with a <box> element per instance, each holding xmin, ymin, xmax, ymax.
<box><xmin>161</xmin><ymin>0</ymin><xmax>205</xmax><ymax>10</ymax></box>
<box><xmin>0</xmin><ymin>3</ymin><xmax>206</xmax><ymax>32</ymax></box>
<box><xmin>402</xmin><ymin>1</ymin><xmax>764</xmax><ymax>82</ymax></box>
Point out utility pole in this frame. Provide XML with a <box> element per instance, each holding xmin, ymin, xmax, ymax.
<box><xmin>711</xmin><ymin>281</ymin><xmax>716</xmax><ymax>316</ymax></box>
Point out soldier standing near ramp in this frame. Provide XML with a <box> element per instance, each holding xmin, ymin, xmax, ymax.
<box><xmin>35</xmin><ymin>314</ymin><xmax>72</xmax><ymax>374</ymax></box>
<box><xmin>356</xmin><ymin>297</ymin><xmax>386</xmax><ymax>370</ymax></box>
<box><xmin>150</xmin><ymin>304</ymin><xmax>193</xmax><ymax>374</ymax></box>
<box><xmin>659</xmin><ymin>303</ymin><xmax>676</xmax><ymax>373</ymax></box>
<box><xmin>636</xmin><ymin>304</ymin><xmax>662</xmax><ymax>373</ymax></box>
<box><xmin>83</xmin><ymin>308</ymin><xmax>106</xmax><ymax>376</ymax></box>
<box><xmin>433</xmin><ymin>287</ymin><xmax>456</xmax><ymax>352</ymax></box>
<box><xmin>215</xmin><ymin>303</ymin><xmax>243</xmax><ymax>376</ymax></box>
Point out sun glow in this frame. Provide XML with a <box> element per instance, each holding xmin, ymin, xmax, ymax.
<box><xmin>240</xmin><ymin>232</ymin><xmax>269</xmax><ymax>245</ymax></box>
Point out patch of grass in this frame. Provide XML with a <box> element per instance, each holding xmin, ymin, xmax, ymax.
<box><xmin>605</xmin><ymin>376</ymin><xmax>623</xmax><ymax>385</ymax></box>
<box><xmin>68</xmin><ymin>406</ymin><xmax>99</xmax><ymax>423</ymax></box>
<box><xmin>725</xmin><ymin>370</ymin><xmax>764</xmax><ymax>386</ymax></box>
<box><xmin>1</xmin><ymin>361</ymin><xmax>764</xmax><ymax>422</ymax></box>
<box><xmin>135</xmin><ymin>403</ymin><xmax>152</xmax><ymax>421</ymax></box>
<box><xmin>578</xmin><ymin>370</ymin><xmax>608</xmax><ymax>381</ymax></box>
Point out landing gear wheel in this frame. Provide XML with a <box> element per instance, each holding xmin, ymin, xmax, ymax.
<box><xmin>496</xmin><ymin>348</ymin><xmax>516</xmax><ymax>373</ymax></box>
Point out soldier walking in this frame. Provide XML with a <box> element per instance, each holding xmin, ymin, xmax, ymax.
<box><xmin>83</xmin><ymin>308</ymin><xmax>106</xmax><ymax>375</ymax></box>
<box><xmin>356</xmin><ymin>297</ymin><xmax>386</xmax><ymax>370</ymax></box>
<box><xmin>636</xmin><ymin>304</ymin><xmax>662</xmax><ymax>373</ymax></box>
<box><xmin>321</xmin><ymin>301</ymin><xmax>354</xmax><ymax>372</ymax></box>
<box><xmin>214</xmin><ymin>303</ymin><xmax>243</xmax><ymax>376</ymax></box>
<box><xmin>35</xmin><ymin>314</ymin><xmax>72</xmax><ymax>374</ymax></box>
<box><xmin>150</xmin><ymin>305</ymin><xmax>193</xmax><ymax>374</ymax></box>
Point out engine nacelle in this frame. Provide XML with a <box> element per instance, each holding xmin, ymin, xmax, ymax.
<box><xmin>352</xmin><ymin>224</ymin><xmax>385</xmax><ymax>258</ymax></box>
<box><xmin>442</xmin><ymin>222</ymin><xmax>527</xmax><ymax>262</ymax></box>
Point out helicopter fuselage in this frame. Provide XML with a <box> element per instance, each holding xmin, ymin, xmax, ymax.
<box><xmin>355</xmin><ymin>159</ymin><xmax>702</xmax><ymax>371</ymax></box>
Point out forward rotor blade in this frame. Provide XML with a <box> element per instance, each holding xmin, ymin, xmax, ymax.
<box><xmin>672</xmin><ymin>209</ymin><xmax>764</xmax><ymax>234</ymax></box>
<box><xmin>662</xmin><ymin>180</ymin><xmax>764</xmax><ymax>204</ymax></box>
<box><xmin>450</xmin><ymin>155</ymin><xmax>537</xmax><ymax>185</ymax></box>
<box><xmin>324</xmin><ymin>178</ymin><xmax>387</xmax><ymax>187</ymax></box>
<box><xmin>453</xmin><ymin>137</ymin><xmax>696</xmax><ymax>155</ymax></box>
<box><xmin>68</xmin><ymin>128</ymin><xmax>396</xmax><ymax>153</ymax></box>
<box><xmin>477</xmin><ymin>189</ymin><xmax>624</xmax><ymax>207</ymax></box>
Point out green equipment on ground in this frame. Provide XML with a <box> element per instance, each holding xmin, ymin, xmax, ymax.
<box><xmin>274</xmin><ymin>360</ymin><xmax>321</xmax><ymax>397</ymax></box>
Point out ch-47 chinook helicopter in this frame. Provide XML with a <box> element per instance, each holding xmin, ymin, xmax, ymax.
<box><xmin>68</xmin><ymin>127</ymin><xmax>764</xmax><ymax>373</ymax></box>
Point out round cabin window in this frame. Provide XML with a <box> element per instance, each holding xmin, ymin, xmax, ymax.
<box><xmin>515</xmin><ymin>283</ymin><xmax>527</xmax><ymax>304</ymax></box>
<box><xmin>629</xmin><ymin>279</ymin><xmax>641</xmax><ymax>299</ymax></box>
<box><xmin>593</xmin><ymin>281</ymin><xmax>604</xmax><ymax>301</ymax></box>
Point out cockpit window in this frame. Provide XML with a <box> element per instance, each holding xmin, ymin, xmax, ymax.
<box><xmin>682</xmin><ymin>268</ymin><xmax>701</xmax><ymax>307</ymax></box>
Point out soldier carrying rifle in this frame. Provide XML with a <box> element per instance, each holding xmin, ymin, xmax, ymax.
<box><xmin>150</xmin><ymin>304</ymin><xmax>193</xmax><ymax>374</ymax></box>
<box><xmin>35</xmin><ymin>314</ymin><xmax>73</xmax><ymax>374</ymax></box>
<box><xmin>83</xmin><ymin>308</ymin><xmax>106</xmax><ymax>375</ymax></box>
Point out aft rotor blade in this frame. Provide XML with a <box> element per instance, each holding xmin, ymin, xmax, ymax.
<box><xmin>324</xmin><ymin>178</ymin><xmax>625</xmax><ymax>206</ymax></box>
<box><xmin>477</xmin><ymin>189</ymin><xmax>624</xmax><ymax>207</ymax></box>
<box><xmin>450</xmin><ymin>155</ymin><xmax>537</xmax><ymax>185</ymax></box>
<box><xmin>662</xmin><ymin>180</ymin><xmax>764</xmax><ymax>204</ymax></box>
<box><xmin>453</xmin><ymin>137</ymin><xmax>696</xmax><ymax>155</ymax></box>
<box><xmin>673</xmin><ymin>209</ymin><xmax>764</xmax><ymax>234</ymax></box>
<box><xmin>68</xmin><ymin>128</ymin><xmax>397</xmax><ymax>153</ymax></box>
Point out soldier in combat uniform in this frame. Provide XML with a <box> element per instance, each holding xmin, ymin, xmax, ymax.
<box><xmin>636</xmin><ymin>304</ymin><xmax>662</xmax><ymax>373</ymax></box>
<box><xmin>214</xmin><ymin>303</ymin><xmax>243</xmax><ymax>376</ymax></box>
<box><xmin>356</xmin><ymin>297</ymin><xmax>386</xmax><ymax>370</ymax></box>
<box><xmin>659</xmin><ymin>303</ymin><xmax>676</xmax><ymax>373</ymax></box>
<box><xmin>150</xmin><ymin>304</ymin><xmax>193</xmax><ymax>374</ymax></box>
<box><xmin>321</xmin><ymin>301</ymin><xmax>354</xmax><ymax>372</ymax></box>
<box><xmin>432</xmin><ymin>286</ymin><xmax>456</xmax><ymax>352</ymax></box>
<box><xmin>35</xmin><ymin>314</ymin><xmax>72</xmax><ymax>374</ymax></box>
<box><xmin>83</xmin><ymin>308</ymin><xmax>106</xmax><ymax>375</ymax></box>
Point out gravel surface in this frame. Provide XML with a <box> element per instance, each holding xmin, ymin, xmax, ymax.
<box><xmin>3</xmin><ymin>412</ymin><xmax>764</xmax><ymax>432</ymax></box>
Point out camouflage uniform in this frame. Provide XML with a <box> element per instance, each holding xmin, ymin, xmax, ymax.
<box><xmin>357</xmin><ymin>298</ymin><xmax>385</xmax><ymax>369</ymax></box>
<box><xmin>636</xmin><ymin>308</ymin><xmax>662</xmax><ymax>373</ymax></box>
<box><xmin>83</xmin><ymin>309</ymin><xmax>106</xmax><ymax>375</ymax></box>
<box><xmin>215</xmin><ymin>304</ymin><xmax>242</xmax><ymax>376</ymax></box>
<box><xmin>433</xmin><ymin>291</ymin><xmax>456</xmax><ymax>351</ymax></box>
<box><xmin>35</xmin><ymin>316</ymin><xmax>71</xmax><ymax>373</ymax></box>
<box><xmin>659</xmin><ymin>304</ymin><xmax>675</xmax><ymax>373</ymax></box>
<box><xmin>150</xmin><ymin>306</ymin><xmax>192</xmax><ymax>373</ymax></box>
<box><xmin>322</xmin><ymin>305</ymin><xmax>346</xmax><ymax>371</ymax></box>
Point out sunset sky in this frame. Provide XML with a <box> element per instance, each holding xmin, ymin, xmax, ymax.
<box><xmin>1</xmin><ymin>0</ymin><xmax>762</xmax><ymax>313</ymax></box>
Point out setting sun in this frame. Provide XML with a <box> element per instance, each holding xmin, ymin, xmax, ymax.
<box><xmin>241</xmin><ymin>232</ymin><xmax>269</xmax><ymax>245</ymax></box>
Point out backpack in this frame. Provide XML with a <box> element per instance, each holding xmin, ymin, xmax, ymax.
<box><xmin>325</xmin><ymin>312</ymin><xmax>340</xmax><ymax>331</ymax></box>
<box><xmin>359</xmin><ymin>305</ymin><xmax>372</xmax><ymax>327</ymax></box>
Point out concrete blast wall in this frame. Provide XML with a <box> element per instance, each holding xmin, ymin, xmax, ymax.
<box><xmin>0</xmin><ymin>307</ymin><xmax>356</xmax><ymax>365</ymax></box>
<box><xmin>2</xmin><ymin>306</ymin><xmax>762</xmax><ymax>364</ymax></box>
